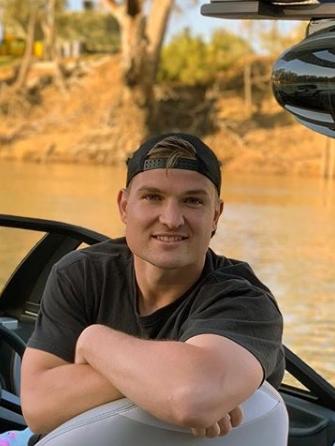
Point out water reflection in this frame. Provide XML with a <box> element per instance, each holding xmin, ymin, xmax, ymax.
<box><xmin>215</xmin><ymin>174</ymin><xmax>335</xmax><ymax>385</ymax></box>
<box><xmin>1</xmin><ymin>161</ymin><xmax>334</xmax><ymax>386</ymax></box>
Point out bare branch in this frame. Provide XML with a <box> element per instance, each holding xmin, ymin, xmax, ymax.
<box><xmin>100</xmin><ymin>0</ymin><xmax>124</xmax><ymax>25</ymax></box>
<box><xmin>13</xmin><ymin>4</ymin><xmax>38</xmax><ymax>92</ymax></box>
<box><xmin>126</xmin><ymin>0</ymin><xmax>141</xmax><ymax>16</ymax></box>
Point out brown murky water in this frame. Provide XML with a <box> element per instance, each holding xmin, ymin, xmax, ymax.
<box><xmin>1</xmin><ymin>160</ymin><xmax>334</xmax><ymax>387</ymax></box>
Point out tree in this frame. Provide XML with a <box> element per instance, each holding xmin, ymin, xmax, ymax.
<box><xmin>237</xmin><ymin>21</ymin><xmax>303</xmax><ymax>115</ymax></box>
<box><xmin>159</xmin><ymin>29</ymin><xmax>209</xmax><ymax>86</ymax></box>
<box><xmin>56</xmin><ymin>10</ymin><xmax>119</xmax><ymax>53</ymax></box>
<box><xmin>259</xmin><ymin>21</ymin><xmax>307</xmax><ymax>57</ymax></box>
<box><xmin>0</xmin><ymin>0</ymin><xmax>66</xmax><ymax>36</ymax></box>
<box><xmin>238</xmin><ymin>20</ymin><xmax>262</xmax><ymax>115</ymax></box>
<box><xmin>101</xmin><ymin>0</ymin><xmax>175</xmax><ymax>152</ymax></box>
<box><xmin>207</xmin><ymin>29</ymin><xmax>251</xmax><ymax>73</ymax></box>
<box><xmin>158</xmin><ymin>28</ymin><xmax>251</xmax><ymax>86</ymax></box>
<box><xmin>12</xmin><ymin>1</ymin><xmax>39</xmax><ymax>92</ymax></box>
<box><xmin>42</xmin><ymin>0</ymin><xmax>67</xmax><ymax>60</ymax></box>
<box><xmin>40</xmin><ymin>0</ymin><xmax>69</xmax><ymax>93</ymax></box>
<box><xmin>0</xmin><ymin>0</ymin><xmax>67</xmax><ymax>92</ymax></box>
<box><xmin>0</xmin><ymin>0</ymin><xmax>43</xmax><ymax>39</ymax></box>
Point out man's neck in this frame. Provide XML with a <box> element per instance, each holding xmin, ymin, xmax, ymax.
<box><xmin>134</xmin><ymin>258</ymin><xmax>205</xmax><ymax>316</ymax></box>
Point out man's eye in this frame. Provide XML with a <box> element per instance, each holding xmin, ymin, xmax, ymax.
<box><xmin>143</xmin><ymin>194</ymin><xmax>161</xmax><ymax>201</ymax></box>
<box><xmin>185</xmin><ymin>197</ymin><xmax>203</xmax><ymax>206</ymax></box>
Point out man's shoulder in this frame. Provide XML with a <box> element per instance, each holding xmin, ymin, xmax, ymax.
<box><xmin>80</xmin><ymin>237</ymin><xmax>131</xmax><ymax>258</ymax></box>
<box><xmin>206</xmin><ymin>248</ymin><xmax>253</xmax><ymax>278</ymax></box>
<box><xmin>54</xmin><ymin>237</ymin><xmax>132</xmax><ymax>272</ymax></box>
<box><xmin>206</xmin><ymin>249</ymin><xmax>272</xmax><ymax>294</ymax></box>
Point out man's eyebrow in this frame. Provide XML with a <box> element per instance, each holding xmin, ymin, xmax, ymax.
<box><xmin>137</xmin><ymin>186</ymin><xmax>210</xmax><ymax>196</ymax></box>
<box><xmin>137</xmin><ymin>186</ymin><xmax>163</xmax><ymax>193</ymax></box>
<box><xmin>183</xmin><ymin>189</ymin><xmax>210</xmax><ymax>196</ymax></box>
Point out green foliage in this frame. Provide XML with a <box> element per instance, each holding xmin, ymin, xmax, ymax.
<box><xmin>158</xmin><ymin>28</ymin><xmax>252</xmax><ymax>86</ymax></box>
<box><xmin>0</xmin><ymin>0</ymin><xmax>66</xmax><ymax>38</ymax></box>
<box><xmin>159</xmin><ymin>29</ymin><xmax>208</xmax><ymax>85</ymax></box>
<box><xmin>57</xmin><ymin>11</ymin><xmax>120</xmax><ymax>53</ymax></box>
<box><xmin>207</xmin><ymin>29</ymin><xmax>251</xmax><ymax>70</ymax></box>
<box><xmin>0</xmin><ymin>54</ymin><xmax>15</xmax><ymax>66</ymax></box>
<box><xmin>0</xmin><ymin>0</ymin><xmax>120</xmax><ymax>54</ymax></box>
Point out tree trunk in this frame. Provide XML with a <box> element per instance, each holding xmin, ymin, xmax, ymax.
<box><xmin>322</xmin><ymin>137</ymin><xmax>335</xmax><ymax>179</ymax></box>
<box><xmin>103</xmin><ymin>0</ymin><xmax>174</xmax><ymax>155</ymax></box>
<box><xmin>244</xmin><ymin>63</ymin><xmax>252</xmax><ymax>116</ymax></box>
<box><xmin>145</xmin><ymin>0</ymin><xmax>174</xmax><ymax>89</ymax></box>
<box><xmin>13</xmin><ymin>4</ymin><xmax>37</xmax><ymax>92</ymax></box>
<box><xmin>110</xmin><ymin>6</ymin><xmax>149</xmax><ymax>150</ymax></box>
<box><xmin>42</xmin><ymin>0</ymin><xmax>67</xmax><ymax>94</ymax></box>
<box><xmin>43</xmin><ymin>0</ymin><xmax>56</xmax><ymax>60</ymax></box>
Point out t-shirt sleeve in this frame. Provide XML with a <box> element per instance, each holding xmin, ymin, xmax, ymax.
<box><xmin>179</xmin><ymin>278</ymin><xmax>285</xmax><ymax>388</ymax></box>
<box><xmin>27</xmin><ymin>254</ymin><xmax>91</xmax><ymax>362</ymax></box>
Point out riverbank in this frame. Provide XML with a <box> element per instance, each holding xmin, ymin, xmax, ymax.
<box><xmin>0</xmin><ymin>55</ymin><xmax>328</xmax><ymax>177</ymax></box>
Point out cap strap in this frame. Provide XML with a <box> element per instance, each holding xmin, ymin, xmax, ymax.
<box><xmin>143</xmin><ymin>158</ymin><xmax>200</xmax><ymax>171</ymax></box>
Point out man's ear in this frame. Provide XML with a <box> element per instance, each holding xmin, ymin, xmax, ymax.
<box><xmin>117</xmin><ymin>189</ymin><xmax>128</xmax><ymax>224</ymax></box>
<box><xmin>212</xmin><ymin>199</ymin><xmax>224</xmax><ymax>232</ymax></box>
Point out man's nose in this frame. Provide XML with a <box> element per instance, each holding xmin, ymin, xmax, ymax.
<box><xmin>159</xmin><ymin>200</ymin><xmax>184</xmax><ymax>228</ymax></box>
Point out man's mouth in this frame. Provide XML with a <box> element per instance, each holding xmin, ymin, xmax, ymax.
<box><xmin>152</xmin><ymin>234</ymin><xmax>188</xmax><ymax>242</ymax></box>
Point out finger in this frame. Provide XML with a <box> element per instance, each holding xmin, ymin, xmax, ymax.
<box><xmin>218</xmin><ymin>414</ymin><xmax>232</xmax><ymax>436</ymax></box>
<box><xmin>229</xmin><ymin>406</ymin><xmax>244</xmax><ymax>427</ymax></box>
<box><xmin>191</xmin><ymin>428</ymin><xmax>206</xmax><ymax>437</ymax></box>
<box><xmin>205</xmin><ymin>422</ymin><xmax>221</xmax><ymax>438</ymax></box>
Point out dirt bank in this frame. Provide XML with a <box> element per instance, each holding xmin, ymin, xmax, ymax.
<box><xmin>0</xmin><ymin>55</ymin><xmax>327</xmax><ymax>177</ymax></box>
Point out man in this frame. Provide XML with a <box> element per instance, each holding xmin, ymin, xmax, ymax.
<box><xmin>20</xmin><ymin>133</ymin><xmax>284</xmax><ymax>440</ymax></box>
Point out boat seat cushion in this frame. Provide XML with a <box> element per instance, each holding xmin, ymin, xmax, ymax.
<box><xmin>35</xmin><ymin>381</ymin><xmax>288</xmax><ymax>446</ymax></box>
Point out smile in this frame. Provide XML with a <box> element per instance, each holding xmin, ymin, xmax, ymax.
<box><xmin>152</xmin><ymin>235</ymin><xmax>188</xmax><ymax>242</ymax></box>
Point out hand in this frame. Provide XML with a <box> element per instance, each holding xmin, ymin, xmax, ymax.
<box><xmin>191</xmin><ymin>406</ymin><xmax>243</xmax><ymax>438</ymax></box>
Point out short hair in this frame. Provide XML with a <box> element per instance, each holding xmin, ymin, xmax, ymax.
<box><xmin>126</xmin><ymin>133</ymin><xmax>221</xmax><ymax>195</ymax></box>
<box><xmin>146</xmin><ymin>136</ymin><xmax>197</xmax><ymax>168</ymax></box>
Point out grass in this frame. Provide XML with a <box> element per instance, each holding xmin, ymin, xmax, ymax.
<box><xmin>0</xmin><ymin>55</ymin><xmax>16</xmax><ymax>68</ymax></box>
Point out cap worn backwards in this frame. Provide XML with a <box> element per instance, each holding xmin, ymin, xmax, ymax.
<box><xmin>126</xmin><ymin>133</ymin><xmax>221</xmax><ymax>194</ymax></box>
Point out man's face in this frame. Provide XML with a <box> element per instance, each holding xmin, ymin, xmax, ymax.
<box><xmin>118</xmin><ymin>168</ymin><xmax>223</xmax><ymax>272</ymax></box>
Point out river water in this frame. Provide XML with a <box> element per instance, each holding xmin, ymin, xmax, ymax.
<box><xmin>1</xmin><ymin>160</ymin><xmax>334</xmax><ymax>387</ymax></box>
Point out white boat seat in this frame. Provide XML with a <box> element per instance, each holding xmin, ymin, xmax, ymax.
<box><xmin>35</xmin><ymin>381</ymin><xmax>289</xmax><ymax>446</ymax></box>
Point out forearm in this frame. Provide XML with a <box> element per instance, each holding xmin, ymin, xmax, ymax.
<box><xmin>21</xmin><ymin>362</ymin><xmax>123</xmax><ymax>434</ymax></box>
<box><xmin>76</xmin><ymin>325</ymin><xmax>253</xmax><ymax>428</ymax></box>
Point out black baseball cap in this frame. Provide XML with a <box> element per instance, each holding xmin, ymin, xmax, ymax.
<box><xmin>126</xmin><ymin>133</ymin><xmax>221</xmax><ymax>194</ymax></box>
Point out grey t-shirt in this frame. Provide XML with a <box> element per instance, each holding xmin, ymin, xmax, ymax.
<box><xmin>28</xmin><ymin>238</ymin><xmax>285</xmax><ymax>388</ymax></box>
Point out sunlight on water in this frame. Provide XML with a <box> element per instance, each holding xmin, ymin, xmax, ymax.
<box><xmin>1</xmin><ymin>161</ymin><xmax>334</xmax><ymax>387</ymax></box>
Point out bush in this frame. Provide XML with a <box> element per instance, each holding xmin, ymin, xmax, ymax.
<box><xmin>159</xmin><ymin>29</ymin><xmax>210</xmax><ymax>86</ymax></box>
<box><xmin>158</xmin><ymin>28</ymin><xmax>252</xmax><ymax>86</ymax></box>
<box><xmin>57</xmin><ymin>11</ymin><xmax>120</xmax><ymax>54</ymax></box>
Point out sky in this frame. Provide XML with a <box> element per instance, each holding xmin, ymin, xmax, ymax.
<box><xmin>68</xmin><ymin>0</ymin><xmax>302</xmax><ymax>50</ymax></box>
<box><xmin>68</xmin><ymin>0</ymin><xmax>241</xmax><ymax>40</ymax></box>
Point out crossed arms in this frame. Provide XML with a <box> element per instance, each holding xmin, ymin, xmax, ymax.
<box><xmin>21</xmin><ymin>327</ymin><xmax>263</xmax><ymax>436</ymax></box>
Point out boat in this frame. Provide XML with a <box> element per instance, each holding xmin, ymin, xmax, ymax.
<box><xmin>0</xmin><ymin>214</ymin><xmax>334</xmax><ymax>445</ymax></box>
<box><xmin>1</xmin><ymin>2</ymin><xmax>335</xmax><ymax>444</ymax></box>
